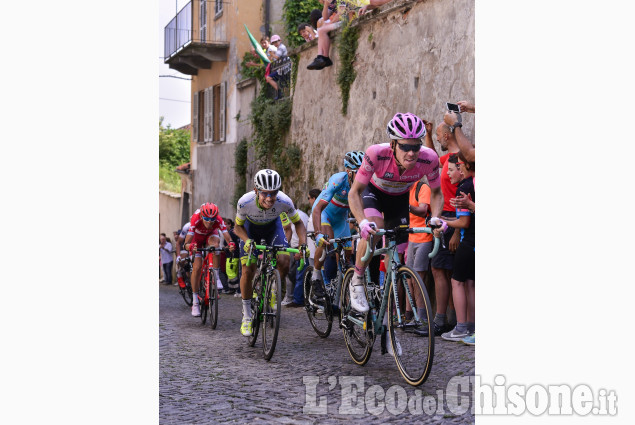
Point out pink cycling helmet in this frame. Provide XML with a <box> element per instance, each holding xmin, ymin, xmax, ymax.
<box><xmin>386</xmin><ymin>112</ymin><xmax>426</xmax><ymax>140</ymax></box>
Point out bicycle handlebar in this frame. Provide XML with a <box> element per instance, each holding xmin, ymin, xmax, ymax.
<box><xmin>247</xmin><ymin>244</ymin><xmax>307</xmax><ymax>270</ymax></box>
<box><xmin>360</xmin><ymin>226</ymin><xmax>441</xmax><ymax>263</ymax></box>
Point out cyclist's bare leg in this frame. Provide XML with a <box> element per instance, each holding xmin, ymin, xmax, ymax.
<box><xmin>191</xmin><ymin>256</ymin><xmax>203</xmax><ymax>294</ymax></box>
<box><xmin>276</xmin><ymin>253</ymin><xmax>291</xmax><ymax>283</ymax></box>
<box><xmin>208</xmin><ymin>235</ymin><xmax>222</xmax><ymax>287</ymax></box>
<box><xmin>239</xmin><ymin>263</ymin><xmax>257</xmax><ymax>300</ymax></box>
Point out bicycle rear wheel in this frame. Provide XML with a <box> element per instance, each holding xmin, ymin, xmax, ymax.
<box><xmin>262</xmin><ymin>269</ymin><xmax>282</xmax><ymax>360</ymax></box>
<box><xmin>199</xmin><ymin>271</ymin><xmax>209</xmax><ymax>325</ymax></box>
<box><xmin>387</xmin><ymin>266</ymin><xmax>435</xmax><ymax>386</ymax></box>
<box><xmin>209</xmin><ymin>273</ymin><xmax>218</xmax><ymax>329</ymax></box>
<box><xmin>303</xmin><ymin>266</ymin><xmax>333</xmax><ymax>338</ymax></box>
<box><xmin>340</xmin><ymin>269</ymin><xmax>374</xmax><ymax>365</ymax></box>
<box><xmin>247</xmin><ymin>274</ymin><xmax>262</xmax><ymax>347</ymax></box>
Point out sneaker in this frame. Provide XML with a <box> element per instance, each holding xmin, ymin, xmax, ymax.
<box><xmin>307</xmin><ymin>55</ymin><xmax>328</xmax><ymax>70</ymax></box>
<box><xmin>441</xmin><ymin>326</ymin><xmax>470</xmax><ymax>342</ymax></box>
<box><xmin>173</xmin><ymin>282</ymin><xmax>179</xmax><ymax>286</ymax></box>
<box><xmin>414</xmin><ymin>321</ymin><xmax>450</xmax><ymax>337</ymax></box>
<box><xmin>349</xmin><ymin>278</ymin><xmax>369</xmax><ymax>313</ymax></box>
<box><xmin>191</xmin><ymin>304</ymin><xmax>201</xmax><ymax>317</ymax></box>
<box><xmin>234</xmin><ymin>292</ymin><xmax>242</xmax><ymax>298</ymax></box>
<box><xmin>281</xmin><ymin>296</ymin><xmax>294</xmax><ymax>306</ymax></box>
<box><xmin>312</xmin><ymin>279</ymin><xmax>326</xmax><ymax>299</ymax></box>
<box><xmin>286</xmin><ymin>301</ymin><xmax>303</xmax><ymax>308</ymax></box>
<box><xmin>323</xmin><ymin>56</ymin><xmax>333</xmax><ymax>67</ymax></box>
<box><xmin>386</xmin><ymin>331</ymin><xmax>402</xmax><ymax>357</ymax></box>
<box><xmin>462</xmin><ymin>333</ymin><xmax>475</xmax><ymax>346</ymax></box>
<box><xmin>240</xmin><ymin>317</ymin><xmax>253</xmax><ymax>336</ymax></box>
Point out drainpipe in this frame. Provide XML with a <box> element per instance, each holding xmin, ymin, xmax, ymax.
<box><xmin>264</xmin><ymin>0</ymin><xmax>270</xmax><ymax>37</ymax></box>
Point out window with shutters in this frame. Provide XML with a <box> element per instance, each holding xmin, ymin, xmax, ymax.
<box><xmin>194</xmin><ymin>82</ymin><xmax>225</xmax><ymax>144</ymax></box>
<box><xmin>199</xmin><ymin>0</ymin><xmax>207</xmax><ymax>42</ymax></box>
<box><xmin>215</xmin><ymin>0</ymin><xmax>223</xmax><ymax>16</ymax></box>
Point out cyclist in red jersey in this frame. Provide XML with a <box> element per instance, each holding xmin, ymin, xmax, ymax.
<box><xmin>183</xmin><ymin>203</ymin><xmax>235</xmax><ymax>317</ymax></box>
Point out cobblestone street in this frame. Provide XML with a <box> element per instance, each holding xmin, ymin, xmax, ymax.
<box><xmin>160</xmin><ymin>282</ymin><xmax>475</xmax><ymax>424</ymax></box>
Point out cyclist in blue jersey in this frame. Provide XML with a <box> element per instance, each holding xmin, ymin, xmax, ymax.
<box><xmin>310</xmin><ymin>151</ymin><xmax>364</xmax><ymax>298</ymax></box>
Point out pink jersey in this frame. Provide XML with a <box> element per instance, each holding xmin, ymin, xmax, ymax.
<box><xmin>355</xmin><ymin>143</ymin><xmax>440</xmax><ymax>195</ymax></box>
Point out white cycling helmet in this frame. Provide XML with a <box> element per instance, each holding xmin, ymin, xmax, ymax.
<box><xmin>254</xmin><ymin>169</ymin><xmax>282</xmax><ymax>191</ymax></box>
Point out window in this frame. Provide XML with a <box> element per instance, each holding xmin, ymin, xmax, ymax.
<box><xmin>195</xmin><ymin>82</ymin><xmax>226</xmax><ymax>143</ymax></box>
<box><xmin>215</xmin><ymin>0</ymin><xmax>223</xmax><ymax>16</ymax></box>
<box><xmin>199</xmin><ymin>0</ymin><xmax>207</xmax><ymax>42</ymax></box>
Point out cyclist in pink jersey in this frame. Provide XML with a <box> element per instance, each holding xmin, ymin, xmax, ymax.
<box><xmin>348</xmin><ymin>112</ymin><xmax>446</xmax><ymax>313</ymax></box>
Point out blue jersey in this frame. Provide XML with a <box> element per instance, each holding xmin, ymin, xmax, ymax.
<box><xmin>313</xmin><ymin>172</ymin><xmax>350</xmax><ymax>218</ymax></box>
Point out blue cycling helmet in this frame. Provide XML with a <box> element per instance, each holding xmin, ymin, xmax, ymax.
<box><xmin>343</xmin><ymin>151</ymin><xmax>364</xmax><ymax>170</ymax></box>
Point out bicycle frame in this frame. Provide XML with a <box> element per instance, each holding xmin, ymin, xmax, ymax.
<box><xmin>346</xmin><ymin>227</ymin><xmax>440</xmax><ymax>336</ymax></box>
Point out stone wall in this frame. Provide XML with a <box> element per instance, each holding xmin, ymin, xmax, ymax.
<box><xmin>282</xmin><ymin>0</ymin><xmax>475</xmax><ymax>211</ymax></box>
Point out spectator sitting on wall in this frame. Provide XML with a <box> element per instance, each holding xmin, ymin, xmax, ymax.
<box><xmin>310</xmin><ymin>8</ymin><xmax>324</xmax><ymax>29</ymax></box>
<box><xmin>307</xmin><ymin>1</ymin><xmax>359</xmax><ymax>70</ymax></box>
<box><xmin>298</xmin><ymin>23</ymin><xmax>318</xmax><ymax>43</ymax></box>
<box><xmin>359</xmin><ymin>0</ymin><xmax>393</xmax><ymax>15</ymax></box>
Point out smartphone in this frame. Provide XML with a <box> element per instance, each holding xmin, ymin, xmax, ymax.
<box><xmin>446</xmin><ymin>102</ymin><xmax>460</xmax><ymax>113</ymax></box>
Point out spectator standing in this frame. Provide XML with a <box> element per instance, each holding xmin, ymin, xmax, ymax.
<box><xmin>160</xmin><ymin>233</ymin><xmax>174</xmax><ymax>286</ymax></box>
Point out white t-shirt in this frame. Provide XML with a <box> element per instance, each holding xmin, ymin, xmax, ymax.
<box><xmin>290</xmin><ymin>209</ymin><xmax>309</xmax><ymax>248</ymax></box>
<box><xmin>160</xmin><ymin>242</ymin><xmax>173</xmax><ymax>264</ymax></box>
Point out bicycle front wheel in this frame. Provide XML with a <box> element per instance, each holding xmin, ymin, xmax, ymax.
<box><xmin>387</xmin><ymin>266</ymin><xmax>435</xmax><ymax>386</ymax></box>
<box><xmin>262</xmin><ymin>269</ymin><xmax>282</xmax><ymax>360</ymax></box>
<box><xmin>199</xmin><ymin>281</ymin><xmax>208</xmax><ymax>325</ymax></box>
<box><xmin>303</xmin><ymin>266</ymin><xmax>333</xmax><ymax>338</ymax></box>
<box><xmin>340</xmin><ymin>268</ymin><xmax>374</xmax><ymax>365</ymax></box>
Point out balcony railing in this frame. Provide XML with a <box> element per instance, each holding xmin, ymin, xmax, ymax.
<box><xmin>164</xmin><ymin>2</ymin><xmax>192</xmax><ymax>59</ymax></box>
<box><xmin>164</xmin><ymin>0</ymin><xmax>228</xmax><ymax>61</ymax></box>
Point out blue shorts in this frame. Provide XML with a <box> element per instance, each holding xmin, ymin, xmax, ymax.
<box><xmin>239</xmin><ymin>218</ymin><xmax>289</xmax><ymax>265</ymax></box>
<box><xmin>320</xmin><ymin>208</ymin><xmax>352</xmax><ymax>250</ymax></box>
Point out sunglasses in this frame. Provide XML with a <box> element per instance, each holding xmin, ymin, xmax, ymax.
<box><xmin>260</xmin><ymin>190</ymin><xmax>278</xmax><ymax>198</ymax></box>
<box><xmin>396</xmin><ymin>142</ymin><xmax>422</xmax><ymax>153</ymax></box>
<box><xmin>201</xmin><ymin>216</ymin><xmax>216</xmax><ymax>222</ymax></box>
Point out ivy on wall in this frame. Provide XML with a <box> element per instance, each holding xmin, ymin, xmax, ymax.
<box><xmin>336</xmin><ymin>22</ymin><xmax>359</xmax><ymax>116</ymax></box>
<box><xmin>233</xmin><ymin>138</ymin><xmax>249</xmax><ymax>206</ymax></box>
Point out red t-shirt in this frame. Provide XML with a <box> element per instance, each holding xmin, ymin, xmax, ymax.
<box><xmin>440</xmin><ymin>153</ymin><xmax>459</xmax><ymax>212</ymax></box>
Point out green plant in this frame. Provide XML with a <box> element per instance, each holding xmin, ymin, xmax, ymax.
<box><xmin>367</xmin><ymin>32</ymin><xmax>373</xmax><ymax>43</ymax></box>
<box><xmin>290</xmin><ymin>54</ymin><xmax>300</xmax><ymax>94</ymax></box>
<box><xmin>159</xmin><ymin>117</ymin><xmax>190</xmax><ymax>192</ymax></box>
<box><xmin>282</xmin><ymin>0</ymin><xmax>322</xmax><ymax>48</ymax></box>
<box><xmin>239</xmin><ymin>50</ymin><xmax>266</xmax><ymax>81</ymax></box>
<box><xmin>233</xmin><ymin>138</ymin><xmax>249</xmax><ymax>205</ymax></box>
<box><xmin>336</xmin><ymin>22</ymin><xmax>359</xmax><ymax>115</ymax></box>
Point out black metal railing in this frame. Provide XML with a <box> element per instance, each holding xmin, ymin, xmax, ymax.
<box><xmin>164</xmin><ymin>2</ymin><xmax>192</xmax><ymax>59</ymax></box>
<box><xmin>266</xmin><ymin>56</ymin><xmax>293</xmax><ymax>100</ymax></box>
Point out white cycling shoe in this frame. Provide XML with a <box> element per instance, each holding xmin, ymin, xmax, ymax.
<box><xmin>349</xmin><ymin>278</ymin><xmax>369</xmax><ymax>313</ymax></box>
<box><xmin>191</xmin><ymin>304</ymin><xmax>201</xmax><ymax>317</ymax></box>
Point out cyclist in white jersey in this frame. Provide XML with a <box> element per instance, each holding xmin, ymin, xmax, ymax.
<box><xmin>234</xmin><ymin>169</ymin><xmax>307</xmax><ymax>336</ymax></box>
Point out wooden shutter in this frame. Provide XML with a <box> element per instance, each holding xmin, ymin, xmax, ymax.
<box><xmin>219</xmin><ymin>81</ymin><xmax>226</xmax><ymax>142</ymax></box>
<box><xmin>205</xmin><ymin>87</ymin><xmax>213</xmax><ymax>142</ymax></box>
<box><xmin>208</xmin><ymin>86</ymin><xmax>215</xmax><ymax>142</ymax></box>
<box><xmin>203</xmin><ymin>89</ymin><xmax>210</xmax><ymax>142</ymax></box>
<box><xmin>192</xmin><ymin>91</ymin><xmax>198</xmax><ymax>143</ymax></box>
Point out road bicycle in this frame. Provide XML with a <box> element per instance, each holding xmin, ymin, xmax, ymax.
<box><xmin>303</xmin><ymin>232</ymin><xmax>358</xmax><ymax>338</ymax></box>
<box><xmin>245</xmin><ymin>241</ymin><xmax>305</xmax><ymax>360</ymax></box>
<box><xmin>196</xmin><ymin>246</ymin><xmax>229</xmax><ymax>329</ymax></box>
<box><xmin>340</xmin><ymin>225</ymin><xmax>440</xmax><ymax>386</ymax></box>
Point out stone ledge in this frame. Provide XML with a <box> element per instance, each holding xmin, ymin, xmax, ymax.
<box><xmin>288</xmin><ymin>0</ymin><xmax>425</xmax><ymax>56</ymax></box>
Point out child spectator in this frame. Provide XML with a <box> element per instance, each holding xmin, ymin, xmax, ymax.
<box><xmin>298</xmin><ymin>23</ymin><xmax>318</xmax><ymax>43</ymax></box>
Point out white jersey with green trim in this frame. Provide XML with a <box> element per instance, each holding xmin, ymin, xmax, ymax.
<box><xmin>235</xmin><ymin>190</ymin><xmax>300</xmax><ymax>225</ymax></box>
